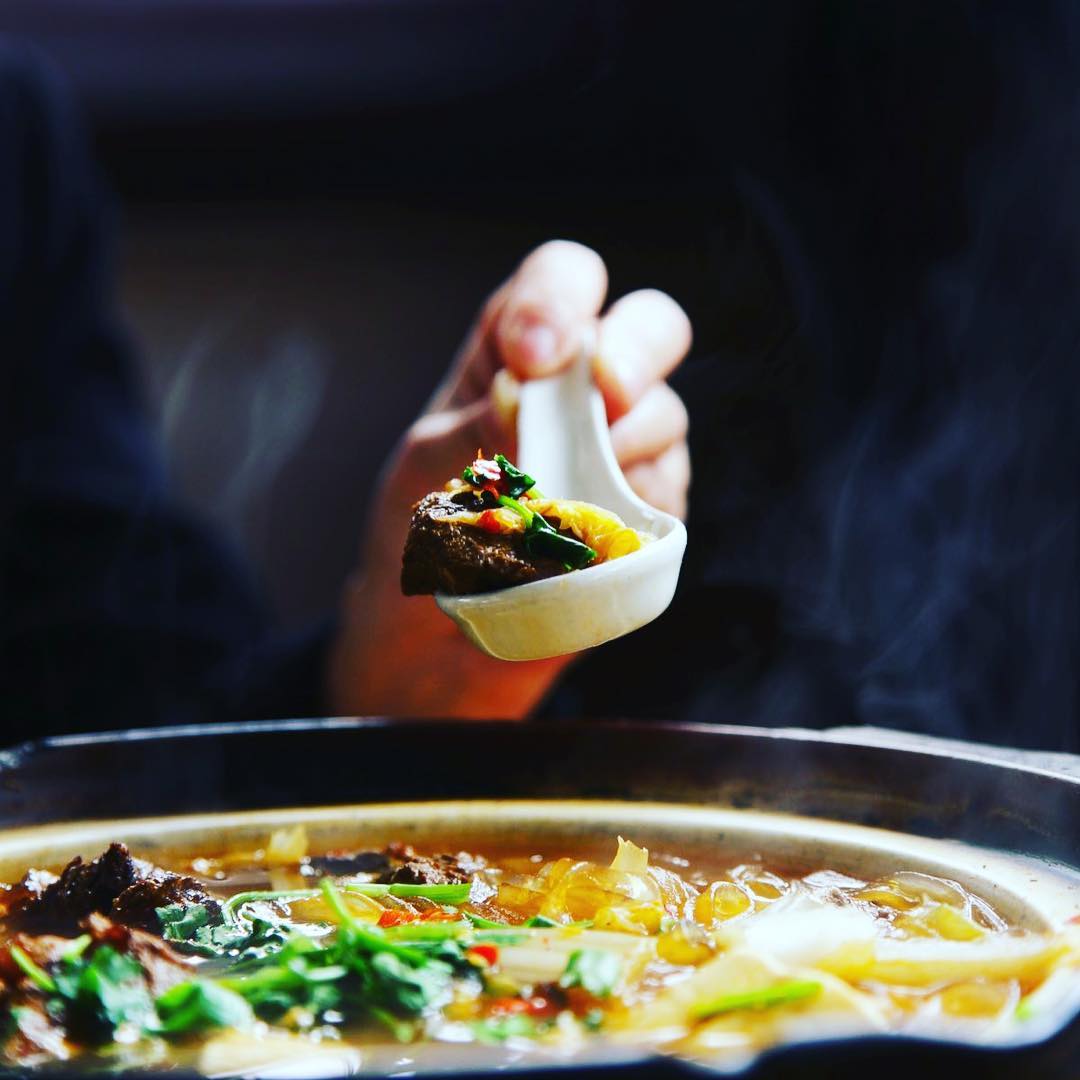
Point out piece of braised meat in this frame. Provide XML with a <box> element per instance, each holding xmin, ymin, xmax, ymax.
<box><xmin>401</xmin><ymin>490</ymin><xmax>565</xmax><ymax>595</ymax></box>
<box><xmin>305</xmin><ymin>850</ymin><xmax>394</xmax><ymax>877</ymax></box>
<box><xmin>379</xmin><ymin>846</ymin><xmax>483</xmax><ymax>886</ymax></box>
<box><xmin>6</xmin><ymin>843</ymin><xmax>219</xmax><ymax>934</ymax></box>
<box><xmin>304</xmin><ymin>843</ymin><xmax>483</xmax><ymax>887</ymax></box>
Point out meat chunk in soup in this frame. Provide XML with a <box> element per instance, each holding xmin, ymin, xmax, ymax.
<box><xmin>4</xmin><ymin>844</ymin><xmax>219</xmax><ymax>933</ymax></box>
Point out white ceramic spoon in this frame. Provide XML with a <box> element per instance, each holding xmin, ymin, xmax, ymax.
<box><xmin>435</xmin><ymin>343</ymin><xmax>687</xmax><ymax>660</ymax></box>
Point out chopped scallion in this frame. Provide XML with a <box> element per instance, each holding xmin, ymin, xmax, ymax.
<box><xmin>690</xmin><ymin>979</ymin><xmax>822</xmax><ymax>1021</ymax></box>
<box><xmin>8</xmin><ymin>944</ymin><xmax>57</xmax><ymax>993</ymax></box>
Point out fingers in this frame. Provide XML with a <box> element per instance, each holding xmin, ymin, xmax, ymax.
<box><xmin>441</xmin><ymin>241</ymin><xmax>608</xmax><ymax>408</ymax></box>
<box><xmin>493</xmin><ymin>240</ymin><xmax>608</xmax><ymax>378</ymax></box>
<box><xmin>608</xmin><ymin>382</ymin><xmax>689</xmax><ymax>470</ymax></box>
<box><xmin>593</xmin><ymin>288</ymin><xmax>692</xmax><ymax>421</ymax></box>
<box><xmin>624</xmin><ymin>441</ymin><xmax>691</xmax><ymax>520</ymax></box>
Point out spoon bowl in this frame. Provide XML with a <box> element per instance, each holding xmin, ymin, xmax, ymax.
<box><xmin>435</xmin><ymin>343</ymin><xmax>687</xmax><ymax>660</ymax></box>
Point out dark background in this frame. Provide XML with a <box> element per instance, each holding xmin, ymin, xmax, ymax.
<box><xmin>2</xmin><ymin>1</ymin><xmax>1076</xmax><ymax>751</ymax></box>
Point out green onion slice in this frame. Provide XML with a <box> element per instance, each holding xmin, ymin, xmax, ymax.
<box><xmin>690</xmin><ymin>979</ymin><xmax>822</xmax><ymax>1021</ymax></box>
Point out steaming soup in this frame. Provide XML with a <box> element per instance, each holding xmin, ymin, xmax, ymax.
<box><xmin>1</xmin><ymin>806</ymin><xmax>1078</xmax><ymax>1074</ymax></box>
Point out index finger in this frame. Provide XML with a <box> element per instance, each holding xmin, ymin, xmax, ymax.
<box><xmin>437</xmin><ymin>241</ymin><xmax>608</xmax><ymax>412</ymax></box>
<box><xmin>493</xmin><ymin>240</ymin><xmax>608</xmax><ymax>379</ymax></box>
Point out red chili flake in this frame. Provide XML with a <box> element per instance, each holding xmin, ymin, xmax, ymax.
<box><xmin>488</xmin><ymin>994</ymin><xmax>557</xmax><ymax>1017</ymax></box>
<box><xmin>477</xmin><ymin>509</ymin><xmax>503</xmax><ymax>533</ymax></box>
<box><xmin>466</xmin><ymin>943</ymin><xmax>499</xmax><ymax>966</ymax></box>
<box><xmin>377</xmin><ymin>909</ymin><xmax>418</xmax><ymax>928</ymax></box>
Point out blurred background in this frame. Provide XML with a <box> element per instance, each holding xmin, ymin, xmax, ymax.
<box><xmin>3</xmin><ymin>1</ymin><xmax>1076</xmax><ymax>750</ymax></box>
<box><xmin>2</xmin><ymin>0</ymin><xmax>726</xmax><ymax>624</ymax></box>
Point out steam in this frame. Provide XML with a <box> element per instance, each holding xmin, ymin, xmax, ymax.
<box><xmin>772</xmin><ymin>19</ymin><xmax>1080</xmax><ymax>751</ymax></box>
<box><xmin>161</xmin><ymin>325</ymin><xmax>326</xmax><ymax>547</ymax></box>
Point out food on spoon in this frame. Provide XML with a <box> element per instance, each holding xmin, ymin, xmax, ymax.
<box><xmin>401</xmin><ymin>452</ymin><xmax>646</xmax><ymax>595</ymax></box>
<box><xmin>2</xmin><ymin>831</ymin><xmax>1077</xmax><ymax>1072</ymax></box>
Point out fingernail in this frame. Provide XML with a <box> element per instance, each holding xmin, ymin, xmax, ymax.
<box><xmin>504</xmin><ymin>309</ymin><xmax>564</xmax><ymax>374</ymax></box>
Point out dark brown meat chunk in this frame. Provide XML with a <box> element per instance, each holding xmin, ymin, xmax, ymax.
<box><xmin>375</xmin><ymin>844</ymin><xmax>483</xmax><ymax>886</ymax></box>
<box><xmin>383</xmin><ymin>856</ymin><xmax>471</xmax><ymax>885</ymax></box>
<box><xmin>301</xmin><ymin>842</ymin><xmax>482</xmax><ymax>887</ymax></box>
<box><xmin>8</xmin><ymin>843</ymin><xmax>140</xmax><ymax>926</ymax></box>
<box><xmin>305</xmin><ymin>850</ymin><xmax>394</xmax><ymax>877</ymax></box>
<box><xmin>110</xmin><ymin>875</ymin><xmax>220</xmax><ymax>931</ymax></box>
<box><xmin>401</xmin><ymin>490</ymin><xmax>565</xmax><ymax>595</ymax></box>
<box><xmin>0</xmin><ymin>868</ymin><xmax>58</xmax><ymax>917</ymax></box>
<box><xmin>7</xmin><ymin>843</ymin><xmax>219</xmax><ymax>934</ymax></box>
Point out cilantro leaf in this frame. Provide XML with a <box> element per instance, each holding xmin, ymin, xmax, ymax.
<box><xmin>152</xmin><ymin>981</ymin><xmax>254</xmax><ymax>1035</ymax></box>
<box><xmin>366</xmin><ymin>951</ymin><xmax>454</xmax><ymax>1014</ymax></box>
<box><xmin>157</xmin><ymin>903</ymin><xmax>212</xmax><ymax>942</ymax></box>
<box><xmin>157</xmin><ymin>902</ymin><xmax>288</xmax><ymax>961</ymax></box>
<box><xmin>52</xmin><ymin>946</ymin><xmax>155</xmax><ymax>1039</ymax></box>
<box><xmin>493</xmin><ymin>454</ymin><xmax>536</xmax><ymax>498</ymax></box>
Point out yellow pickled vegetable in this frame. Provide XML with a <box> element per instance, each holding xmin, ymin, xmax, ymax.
<box><xmin>695</xmin><ymin>882</ymin><xmax>753</xmax><ymax>925</ymax></box>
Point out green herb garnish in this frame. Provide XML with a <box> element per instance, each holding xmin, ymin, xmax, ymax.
<box><xmin>346</xmin><ymin>882</ymin><xmax>472</xmax><ymax>904</ymax></box>
<box><xmin>471</xmin><ymin>1013</ymin><xmax>540</xmax><ymax>1043</ymax></box>
<box><xmin>497</xmin><ymin>496</ymin><xmax>597</xmax><ymax>571</ymax></box>
<box><xmin>690</xmin><ymin>979</ymin><xmax>822</xmax><ymax>1021</ymax></box>
<box><xmin>493</xmin><ymin>454</ymin><xmax>535</xmax><ymax>499</ymax></box>
<box><xmin>463</xmin><ymin>912</ymin><xmax>512</xmax><ymax>929</ymax></box>
<box><xmin>151</xmin><ymin>981</ymin><xmax>254</xmax><ymax>1036</ymax></box>
<box><xmin>8</xmin><ymin>944</ymin><xmax>58</xmax><ymax>993</ymax></box>
<box><xmin>558</xmin><ymin>949</ymin><xmax>622</xmax><ymax>998</ymax></box>
<box><xmin>524</xmin><ymin>914</ymin><xmax>560</xmax><ymax>928</ymax></box>
<box><xmin>383</xmin><ymin>921</ymin><xmax>470</xmax><ymax>941</ymax></box>
<box><xmin>195</xmin><ymin>880</ymin><xmax>469</xmax><ymax>1027</ymax></box>
<box><xmin>157</xmin><ymin>902</ymin><xmax>289</xmax><ymax>961</ymax></box>
<box><xmin>52</xmin><ymin>946</ymin><xmax>156</xmax><ymax>1036</ymax></box>
<box><xmin>370</xmin><ymin>1006</ymin><xmax>418</xmax><ymax>1043</ymax></box>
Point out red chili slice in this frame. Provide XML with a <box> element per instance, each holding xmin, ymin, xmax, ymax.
<box><xmin>377</xmin><ymin>909</ymin><xmax>418</xmax><ymax>928</ymax></box>
<box><xmin>467</xmin><ymin>943</ymin><xmax>499</xmax><ymax>966</ymax></box>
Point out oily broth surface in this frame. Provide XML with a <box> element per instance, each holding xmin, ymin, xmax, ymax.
<box><xmin>2</xmin><ymin>805</ymin><xmax>1078</xmax><ymax>1074</ymax></box>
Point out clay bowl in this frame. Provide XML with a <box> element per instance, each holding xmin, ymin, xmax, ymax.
<box><xmin>0</xmin><ymin>718</ymin><xmax>1077</xmax><ymax>1079</ymax></box>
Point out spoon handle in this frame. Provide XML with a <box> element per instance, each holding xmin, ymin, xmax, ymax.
<box><xmin>517</xmin><ymin>333</ymin><xmax>645</xmax><ymax>521</ymax></box>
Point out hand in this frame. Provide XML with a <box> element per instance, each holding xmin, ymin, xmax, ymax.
<box><xmin>327</xmin><ymin>241</ymin><xmax>692</xmax><ymax>718</ymax></box>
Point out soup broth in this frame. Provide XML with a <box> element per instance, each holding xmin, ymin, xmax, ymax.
<box><xmin>1</xmin><ymin>802</ymin><xmax>1078</xmax><ymax>1075</ymax></box>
